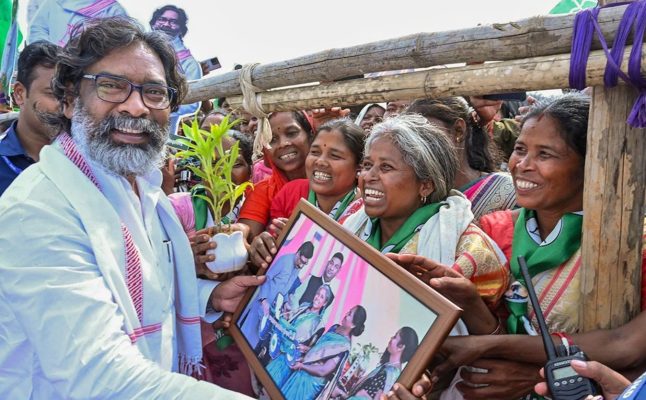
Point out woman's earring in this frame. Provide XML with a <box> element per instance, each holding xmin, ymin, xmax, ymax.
<box><xmin>421</xmin><ymin>195</ymin><xmax>427</xmax><ymax>204</ymax></box>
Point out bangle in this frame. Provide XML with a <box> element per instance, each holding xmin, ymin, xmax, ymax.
<box><xmin>488</xmin><ymin>317</ymin><xmax>503</xmax><ymax>335</ymax></box>
<box><xmin>554</xmin><ymin>332</ymin><xmax>573</xmax><ymax>348</ymax></box>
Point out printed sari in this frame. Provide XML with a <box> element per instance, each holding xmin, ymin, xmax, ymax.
<box><xmin>266</xmin><ymin>308</ymin><xmax>323</xmax><ymax>387</ymax></box>
<box><xmin>480</xmin><ymin>209</ymin><xmax>646</xmax><ymax>333</ymax></box>
<box><xmin>281</xmin><ymin>330</ymin><xmax>351</xmax><ymax>400</ymax></box>
<box><xmin>459</xmin><ymin>172</ymin><xmax>516</xmax><ymax>221</ymax></box>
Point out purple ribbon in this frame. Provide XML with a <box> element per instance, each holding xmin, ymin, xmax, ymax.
<box><xmin>569</xmin><ymin>1</ymin><xmax>646</xmax><ymax>128</ymax></box>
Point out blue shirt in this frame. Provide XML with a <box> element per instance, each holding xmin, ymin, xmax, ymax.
<box><xmin>0</xmin><ymin>122</ymin><xmax>35</xmax><ymax>197</ymax></box>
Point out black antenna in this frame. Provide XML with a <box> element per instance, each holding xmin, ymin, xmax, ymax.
<box><xmin>518</xmin><ymin>256</ymin><xmax>557</xmax><ymax>360</ymax></box>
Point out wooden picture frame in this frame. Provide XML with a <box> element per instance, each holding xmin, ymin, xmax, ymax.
<box><xmin>231</xmin><ymin>200</ymin><xmax>461</xmax><ymax>400</ymax></box>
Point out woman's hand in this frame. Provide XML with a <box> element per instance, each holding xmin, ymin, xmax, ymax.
<box><xmin>386</xmin><ymin>253</ymin><xmax>499</xmax><ymax>333</ymax></box>
<box><xmin>290</xmin><ymin>361</ymin><xmax>304</xmax><ymax>371</ymax></box>
<box><xmin>385</xmin><ymin>253</ymin><xmax>480</xmax><ymax>308</ymax></box>
<box><xmin>515</xmin><ymin>95</ymin><xmax>538</xmax><ymax>122</ymax></box>
<box><xmin>535</xmin><ymin>360</ymin><xmax>630</xmax><ymax>400</ymax></box>
<box><xmin>468</xmin><ymin>96</ymin><xmax>502</xmax><ymax>125</ymax></box>
<box><xmin>380</xmin><ymin>374</ymin><xmax>435</xmax><ymax>399</ymax></box>
<box><xmin>268</xmin><ymin>217</ymin><xmax>289</xmax><ymax>238</ymax></box>
<box><xmin>457</xmin><ymin>359</ymin><xmax>540</xmax><ymax>400</ymax></box>
<box><xmin>250</xmin><ymin>231</ymin><xmax>278</xmax><ymax>268</ymax></box>
<box><xmin>310</xmin><ymin>107</ymin><xmax>351</xmax><ymax>129</ymax></box>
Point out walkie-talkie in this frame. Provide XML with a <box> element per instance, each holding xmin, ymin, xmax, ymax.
<box><xmin>517</xmin><ymin>256</ymin><xmax>599</xmax><ymax>400</ymax></box>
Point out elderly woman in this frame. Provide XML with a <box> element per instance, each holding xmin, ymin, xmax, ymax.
<box><xmin>387</xmin><ymin>93</ymin><xmax>646</xmax><ymax>400</ymax></box>
<box><xmin>342</xmin><ymin>114</ymin><xmax>509</xmax><ymax>335</ymax></box>
<box><xmin>407</xmin><ymin>97</ymin><xmax>516</xmax><ymax>220</ymax></box>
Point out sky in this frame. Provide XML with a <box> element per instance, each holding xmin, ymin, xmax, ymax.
<box><xmin>19</xmin><ymin>0</ymin><xmax>559</xmax><ymax>77</ymax></box>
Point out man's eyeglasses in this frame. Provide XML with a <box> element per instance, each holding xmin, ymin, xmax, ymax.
<box><xmin>82</xmin><ymin>74</ymin><xmax>176</xmax><ymax>110</ymax></box>
<box><xmin>156</xmin><ymin>16</ymin><xmax>179</xmax><ymax>26</ymax></box>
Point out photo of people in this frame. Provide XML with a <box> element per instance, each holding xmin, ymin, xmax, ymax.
<box><xmin>236</xmin><ymin>213</ymin><xmax>438</xmax><ymax>400</ymax></box>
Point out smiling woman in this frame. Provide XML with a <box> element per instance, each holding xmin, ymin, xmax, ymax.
<box><xmin>269</xmin><ymin>119</ymin><xmax>365</xmax><ymax>223</ymax></box>
<box><xmin>342</xmin><ymin>114</ymin><xmax>509</xmax><ymax>336</ymax></box>
<box><xmin>238</xmin><ymin>111</ymin><xmax>314</xmax><ymax>239</ymax></box>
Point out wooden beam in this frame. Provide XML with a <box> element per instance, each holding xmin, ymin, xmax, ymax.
<box><xmin>224</xmin><ymin>46</ymin><xmax>644</xmax><ymax>112</ymax></box>
<box><xmin>579</xmin><ymin>0</ymin><xmax>645</xmax><ymax>331</ymax></box>
<box><xmin>183</xmin><ymin>5</ymin><xmax>629</xmax><ymax>104</ymax></box>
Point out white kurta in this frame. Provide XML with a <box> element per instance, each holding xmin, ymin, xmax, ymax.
<box><xmin>0</xmin><ymin>143</ymin><xmax>250</xmax><ymax>399</ymax></box>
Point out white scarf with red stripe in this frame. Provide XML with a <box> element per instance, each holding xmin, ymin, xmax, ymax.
<box><xmin>55</xmin><ymin>133</ymin><xmax>204</xmax><ymax>376</ymax></box>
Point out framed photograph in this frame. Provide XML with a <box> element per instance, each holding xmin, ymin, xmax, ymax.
<box><xmin>231</xmin><ymin>200</ymin><xmax>461</xmax><ymax>400</ymax></box>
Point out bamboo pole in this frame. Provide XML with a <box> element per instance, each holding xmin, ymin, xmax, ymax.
<box><xmin>183</xmin><ymin>5</ymin><xmax>629</xmax><ymax>104</ymax></box>
<box><xmin>579</xmin><ymin>0</ymin><xmax>645</xmax><ymax>331</ymax></box>
<box><xmin>224</xmin><ymin>46</ymin><xmax>644</xmax><ymax>112</ymax></box>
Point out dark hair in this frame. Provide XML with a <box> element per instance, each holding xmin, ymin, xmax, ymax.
<box><xmin>52</xmin><ymin>17</ymin><xmax>187</xmax><ymax>130</ymax></box>
<box><xmin>316</xmin><ymin>119</ymin><xmax>365</xmax><ymax>166</ymax></box>
<box><xmin>380</xmin><ymin>326</ymin><xmax>419</xmax><ymax>364</ymax></box>
<box><xmin>331</xmin><ymin>252</ymin><xmax>344</xmax><ymax>265</ymax></box>
<box><xmin>17</xmin><ymin>41</ymin><xmax>62</xmax><ymax>91</ymax></box>
<box><xmin>228</xmin><ymin>129</ymin><xmax>253</xmax><ymax>166</ymax></box>
<box><xmin>269</xmin><ymin>111</ymin><xmax>314</xmax><ymax>141</ymax></box>
<box><xmin>199</xmin><ymin>109</ymin><xmax>225</xmax><ymax>128</ymax></box>
<box><xmin>407</xmin><ymin>97</ymin><xmax>499</xmax><ymax>173</ymax></box>
<box><xmin>149</xmin><ymin>5</ymin><xmax>188</xmax><ymax>38</ymax></box>
<box><xmin>297</xmin><ymin>241</ymin><xmax>314</xmax><ymax>258</ymax></box>
<box><xmin>350</xmin><ymin>305</ymin><xmax>367</xmax><ymax>337</ymax></box>
<box><xmin>521</xmin><ymin>92</ymin><xmax>590</xmax><ymax>158</ymax></box>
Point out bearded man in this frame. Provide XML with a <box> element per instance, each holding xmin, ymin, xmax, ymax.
<box><xmin>0</xmin><ymin>17</ymin><xmax>257</xmax><ymax>399</ymax></box>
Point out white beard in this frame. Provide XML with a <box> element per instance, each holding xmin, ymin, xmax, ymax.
<box><xmin>70</xmin><ymin>98</ymin><xmax>169</xmax><ymax>177</ymax></box>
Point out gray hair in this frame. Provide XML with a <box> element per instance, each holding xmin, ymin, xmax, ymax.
<box><xmin>367</xmin><ymin>113</ymin><xmax>458</xmax><ymax>203</ymax></box>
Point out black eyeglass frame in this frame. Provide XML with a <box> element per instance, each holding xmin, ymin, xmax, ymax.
<box><xmin>81</xmin><ymin>73</ymin><xmax>177</xmax><ymax>110</ymax></box>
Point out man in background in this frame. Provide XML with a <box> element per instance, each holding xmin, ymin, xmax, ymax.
<box><xmin>0</xmin><ymin>40</ymin><xmax>61</xmax><ymax>196</ymax></box>
<box><xmin>149</xmin><ymin>4</ymin><xmax>201</xmax><ymax>134</ymax></box>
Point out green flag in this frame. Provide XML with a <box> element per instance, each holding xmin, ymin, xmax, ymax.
<box><xmin>549</xmin><ymin>0</ymin><xmax>597</xmax><ymax>15</ymax></box>
<box><xmin>0</xmin><ymin>0</ymin><xmax>23</xmax><ymax>99</ymax></box>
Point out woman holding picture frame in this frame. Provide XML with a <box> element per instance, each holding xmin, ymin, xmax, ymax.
<box><xmin>342</xmin><ymin>113</ymin><xmax>509</xmax><ymax>336</ymax></box>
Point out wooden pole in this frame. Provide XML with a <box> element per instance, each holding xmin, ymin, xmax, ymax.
<box><xmin>579</xmin><ymin>0</ymin><xmax>645</xmax><ymax>331</ymax></box>
<box><xmin>183</xmin><ymin>5</ymin><xmax>629</xmax><ymax>104</ymax></box>
<box><xmin>223</xmin><ymin>47</ymin><xmax>644</xmax><ymax>112</ymax></box>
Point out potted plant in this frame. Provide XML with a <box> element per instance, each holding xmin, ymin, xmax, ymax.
<box><xmin>175</xmin><ymin>115</ymin><xmax>253</xmax><ymax>273</ymax></box>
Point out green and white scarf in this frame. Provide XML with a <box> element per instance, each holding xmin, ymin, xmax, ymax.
<box><xmin>307</xmin><ymin>187</ymin><xmax>357</xmax><ymax>222</ymax></box>
<box><xmin>366</xmin><ymin>203</ymin><xmax>443</xmax><ymax>254</ymax></box>
<box><xmin>506</xmin><ymin>208</ymin><xmax>583</xmax><ymax>334</ymax></box>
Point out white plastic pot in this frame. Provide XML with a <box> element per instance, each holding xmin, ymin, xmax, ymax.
<box><xmin>205</xmin><ymin>230</ymin><xmax>248</xmax><ymax>273</ymax></box>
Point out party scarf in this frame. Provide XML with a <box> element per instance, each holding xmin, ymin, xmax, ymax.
<box><xmin>366</xmin><ymin>203</ymin><xmax>442</xmax><ymax>254</ymax></box>
<box><xmin>57</xmin><ymin>133</ymin><xmax>203</xmax><ymax>376</ymax></box>
<box><xmin>506</xmin><ymin>208</ymin><xmax>583</xmax><ymax>334</ymax></box>
<box><xmin>192</xmin><ymin>188</ymin><xmax>243</xmax><ymax>230</ymax></box>
<box><xmin>307</xmin><ymin>187</ymin><xmax>357</xmax><ymax>221</ymax></box>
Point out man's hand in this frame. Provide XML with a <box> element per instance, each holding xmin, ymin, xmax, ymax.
<box><xmin>190</xmin><ymin>227</ymin><xmax>217</xmax><ymax>279</ymax></box>
<box><xmin>210</xmin><ymin>275</ymin><xmax>266</xmax><ymax>313</ymax></box>
<box><xmin>457</xmin><ymin>359</ymin><xmax>540</xmax><ymax>400</ymax></box>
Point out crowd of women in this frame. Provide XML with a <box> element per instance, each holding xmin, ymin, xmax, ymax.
<box><xmin>165</xmin><ymin>91</ymin><xmax>646</xmax><ymax>400</ymax></box>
